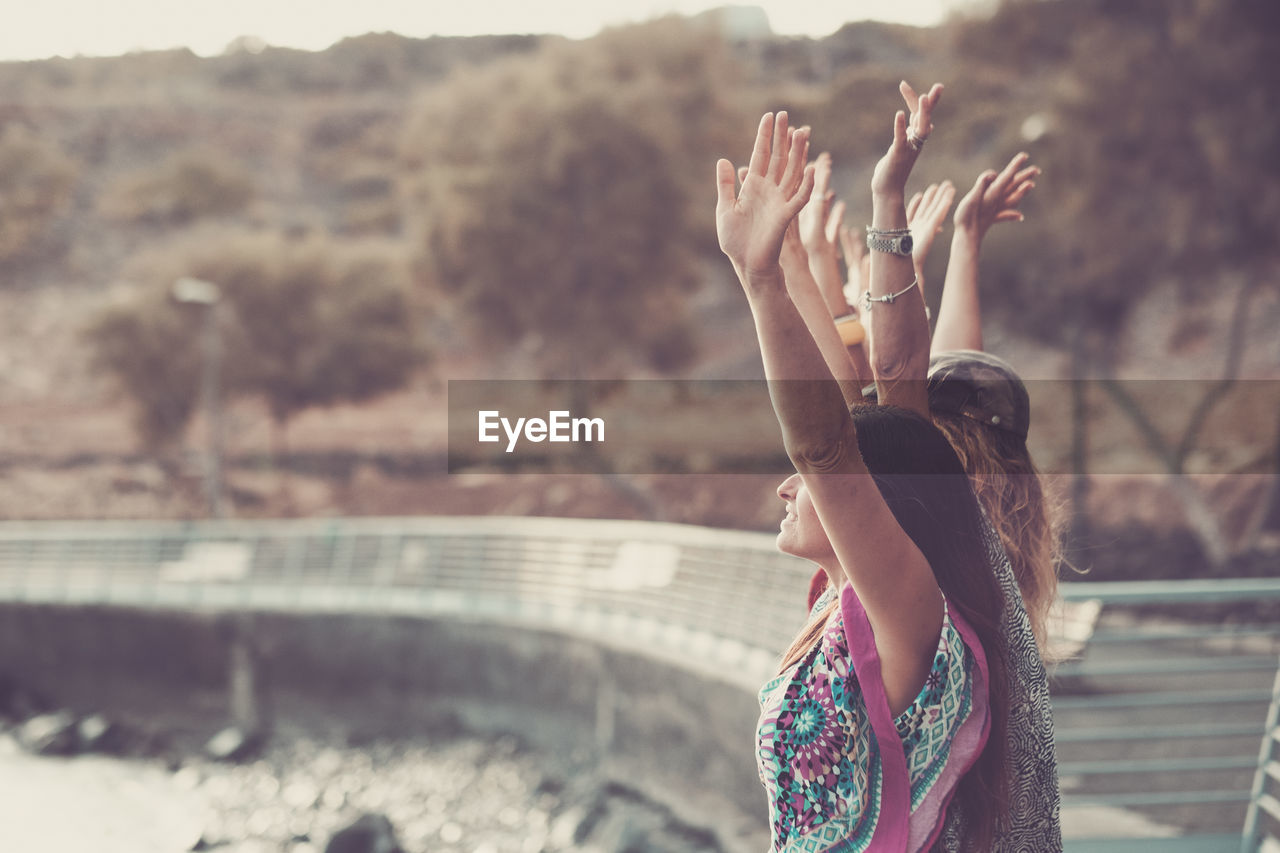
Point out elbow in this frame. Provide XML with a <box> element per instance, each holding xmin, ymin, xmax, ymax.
<box><xmin>785</xmin><ymin>421</ymin><xmax>860</xmax><ymax>475</ymax></box>
<box><xmin>871</xmin><ymin>341</ymin><xmax>927</xmax><ymax>386</ymax></box>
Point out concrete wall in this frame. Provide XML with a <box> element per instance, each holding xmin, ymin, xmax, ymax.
<box><xmin>0</xmin><ymin>602</ymin><xmax>770</xmax><ymax>847</ymax></box>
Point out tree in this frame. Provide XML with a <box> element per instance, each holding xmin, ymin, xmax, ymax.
<box><xmin>98</xmin><ymin>148</ymin><xmax>254</xmax><ymax>225</ymax></box>
<box><xmin>87</xmin><ymin>294</ymin><xmax>203</xmax><ymax>454</ymax></box>
<box><xmin>0</xmin><ymin>126</ymin><xmax>76</xmax><ymax>268</ymax></box>
<box><xmin>402</xmin><ymin>17</ymin><xmax>749</xmax><ymax>378</ymax></box>
<box><xmin>90</xmin><ymin>230</ymin><xmax>424</xmax><ymax>465</ymax></box>
<box><xmin>966</xmin><ymin>0</ymin><xmax>1280</xmax><ymax>566</ymax></box>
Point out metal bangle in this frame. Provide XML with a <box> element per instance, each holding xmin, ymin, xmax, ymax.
<box><xmin>861</xmin><ymin>277</ymin><xmax>920</xmax><ymax>311</ymax></box>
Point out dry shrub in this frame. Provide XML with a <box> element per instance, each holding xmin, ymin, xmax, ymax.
<box><xmin>0</xmin><ymin>126</ymin><xmax>77</xmax><ymax>266</ymax></box>
<box><xmin>400</xmin><ymin>17</ymin><xmax>750</xmax><ymax>377</ymax></box>
<box><xmin>89</xmin><ymin>228</ymin><xmax>424</xmax><ymax>453</ymax></box>
<box><xmin>98</xmin><ymin>148</ymin><xmax>254</xmax><ymax>225</ymax></box>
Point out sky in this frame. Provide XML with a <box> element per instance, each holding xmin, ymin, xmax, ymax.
<box><xmin>4</xmin><ymin>1</ymin><xmax>966</xmax><ymax>62</ymax></box>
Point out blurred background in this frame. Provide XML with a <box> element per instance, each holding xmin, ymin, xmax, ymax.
<box><xmin>0</xmin><ymin>0</ymin><xmax>1275</xmax><ymax>577</ymax></box>
<box><xmin>1</xmin><ymin>0</ymin><xmax>1278</xmax><ymax>850</ymax></box>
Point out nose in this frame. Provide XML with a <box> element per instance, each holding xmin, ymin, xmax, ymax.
<box><xmin>777</xmin><ymin>473</ymin><xmax>800</xmax><ymax>501</ymax></box>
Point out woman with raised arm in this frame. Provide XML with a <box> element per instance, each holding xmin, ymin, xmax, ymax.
<box><xmin>932</xmin><ymin>153</ymin><xmax>1039</xmax><ymax>355</ymax></box>
<box><xmin>794</xmin><ymin>137</ymin><xmax>1060</xmax><ymax>667</ymax></box>
<box><xmin>716</xmin><ymin>100</ymin><xmax>1013</xmax><ymax>851</ymax></box>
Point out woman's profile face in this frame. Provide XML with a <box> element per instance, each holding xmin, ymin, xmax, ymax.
<box><xmin>776</xmin><ymin>473</ymin><xmax>836</xmax><ymax>564</ymax></box>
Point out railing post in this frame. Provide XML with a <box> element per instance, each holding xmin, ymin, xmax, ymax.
<box><xmin>1241</xmin><ymin>658</ymin><xmax>1280</xmax><ymax>853</ymax></box>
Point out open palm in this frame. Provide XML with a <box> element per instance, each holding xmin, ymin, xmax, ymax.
<box><xmin>716</xmin><ymin>112</ymin><xmax>815</xmax><ymax>279</ymax></box>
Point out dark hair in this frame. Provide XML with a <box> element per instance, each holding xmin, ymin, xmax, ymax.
<box><xmin>779</xmin><ymin>404</ymin><xmax>1009</xmax><ymax>850</ymax></box>
<box><xmin>931</xmin><ymin>410</ymin><xmax>1064</xmax><ymax>661</ymax></box>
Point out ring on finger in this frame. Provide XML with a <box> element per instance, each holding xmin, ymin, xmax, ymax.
<box><xmin>906</xmin><ymin>128</ymin><xmax>926</xmax><ymax>151</ymax></box>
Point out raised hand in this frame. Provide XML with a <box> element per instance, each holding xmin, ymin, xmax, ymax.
<box><xmin>797</xmin><ymin>152</ymin><xmax>844</xmax><ymax>259</ymax></box>
<box><xmin>871</xmin><ymin>81</ymin><xmax>943</xmax><ymax>199</ymax></box>
<box><xmin>932</xmin><ymin>154</ymin><xmax>1037</xmax><ymax>354</ymax></box>
<box><xmin>954</xmin><ymin>152</ymin><xmax>1039</xmax><ymax>242</ymax></box>
<box><xmin>796</xmin><ymin>151</ymin><xmax>854</xmax><ymax>318</ymax></box>
<box><xmin>716</xmin><ymin>112</ymin><xmax>816</xmax><ymax>282</ymax></box>
<box><xmin>906</xmin><ymin>180</ymin><xmax>956</xmax><ymax>281</ymax></box>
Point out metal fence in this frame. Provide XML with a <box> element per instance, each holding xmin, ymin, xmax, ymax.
<box><xmin>0</xmin><ymin>517</ymin><xmax>1276</xmax><ymax>851</ymax></box>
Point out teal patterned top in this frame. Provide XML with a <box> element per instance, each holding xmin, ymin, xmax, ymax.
<box><xmin>756</xmin><ymin>589</ymin><xmax>990</xmax><ymax>852</ymax></box>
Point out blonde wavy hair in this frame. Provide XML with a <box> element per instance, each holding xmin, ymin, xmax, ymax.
<box><xmin>930</xmin><ymin>412</ymin><xmax>1064</xmax><ymax>662</ymax></box>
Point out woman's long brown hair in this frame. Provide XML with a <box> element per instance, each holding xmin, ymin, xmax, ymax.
<box><xmin>777</xmin><ymin>404</ymin><xmax>1010</xmax><ymax>851</ymax></box>
<box><xmin>931</xmin><ymin>413</ymin><xmax>1064</xmax><ymax>662</ymax></box>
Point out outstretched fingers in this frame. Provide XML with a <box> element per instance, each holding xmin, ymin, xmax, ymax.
<box><xmin>1004</xmin><ymin>178</ymin><xmax>1036</xmax><ymax>207</ymax></box>
<box><xmin>795</xmin><ymin>163</ymin><xmax>817</xmax><ymax>213</ymax></box>
<box><xmin>971</xmin><ymin>169</ymin><xmax>998</xmax><ymax>197</ymax></box>
<box><xmin>781</xmin><ymin>126</ymin><xmax>810</xmax><ymax>198</ymax></box>
<box><xmin>899</xmin><ymin>80</ymin><xmax>920</xmax><ymax>115</ymax></box>
<box><xmin>893</xmin><ymin>109</ymin><xmax>908</xmax><ymax>149</ymax></box>
<box><xmin>907</xmin><ymin>190</ymin><xmax>924</xmax><ymax>221</ymax></box>
<box><xmin>813</xmin><ymin>152</ymin><xmax>833</xmax><ymax>202</ymax></box>
<box><xmin>767</xmin><ymin>111</ymin><xmax>791</xmax><ymax>183</ymax></box>
<box><xmin>715</xmin><ymin>159</ymin><xmax>738</xmax><ymax>211</ymax></box>
<box><xmin>988</xmin><ymin>152</ymin><xmax>1030</xmax><ymax>198</ymax></box>
<box><xmin>838</xmin><ymin>224</ymin><xmax>863</xmax><ymax>268</ymax></box>
<box><xmin>826</xmin><ymin>199</ymin><xmax>846</xmax><ymax>244</ymax></box>
<box><xmin>747</xmin><ymin>113</ymin><xmax>774</xmax><ymax>179</ymax></box>
<box><xmin>1013</xmin><ymin>163</ymin><xmax>1040</xmax><ymax>186</ymax></box>
<box><xmin>903</xmin><ymin>81</ymin><xmax>943</xmax><ymax>140</ymax></box>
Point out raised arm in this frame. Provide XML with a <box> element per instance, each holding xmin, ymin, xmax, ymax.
<box><xmin>716</xmin><ymin>111</ymin><xmax>942</xmax><ymax>714</ymax></box>
<box><xmin>798</xmin><ymin>152</ymin><xmax>851</xmax><ymax>318</ymax></box>
<box><xmin>834</xmin><ymin>221</ymin><xmax>875</xmax><ymax>382</ymax></box>
<box><xmin>932</xmin><ymin>152</ymin><xmax>1039</xmax><ymax>353</ymax></box>
<box><xmin>780</xmin><ymin>208</ymin><xmax>868</xmax><ymax>405</ymax></box>
<box><xmin>866</xmin><ymin>81</ymin><xmax>943</xmax><ymax>418</ymax></box>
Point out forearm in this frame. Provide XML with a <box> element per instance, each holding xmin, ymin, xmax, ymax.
<box><xmin>808</xmin><ymin>250</ymin><xmax>849</xmax><ymax>319</ymax></box>
<box><xmin>741</xmin><ymin>268</ymin><xmax>862</xmax><ymax>468</ymax></box>
<box><xmin>846</xmin><ymin>341</ymin><xmax>873</xmax><ymax>391</ymax></box>
<box><xmin>868</xmin><ymin>191</ymin><xmax>930</xmax><ymax>416</ymax></box>
<box><xmin>780</xmin><ymin>245</ymin><xmax>867</xmax><ymax>404</ymax></box>
<box><xmin>932</xmin><ymin>229</ymin><xmax>984</xmax><ymax>353</ymax></box>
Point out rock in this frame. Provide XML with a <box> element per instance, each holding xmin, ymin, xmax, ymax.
<box><xmin>205</xmin><ymin>726</ymin><xmax>265</xmax><ymax>763</ymax></box>
<box><xmin>76</xmin><ymin>713</ymin><xmax>131</xmax><ymax>754</ymax></box>
<box><xmin>323</xmin><ymin>813</ymin><xmax>403</xmax><ymax>853</ymax></box>
<box><xmin>17</xmin><ymin>711</ymin><xmax>78</xmax><ymax>756</ymax></box>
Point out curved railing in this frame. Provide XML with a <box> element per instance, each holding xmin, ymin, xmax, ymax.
<box><xmin>0</xmin><ymin>516</ymin><xmax>814</xmax><ymax>689</ymax></box>
<box><xmin>0</xmin><ymin>516</ymin><xmax>1277</xmax><ymax>851</ymax></box>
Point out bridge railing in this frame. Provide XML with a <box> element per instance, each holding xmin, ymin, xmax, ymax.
<box><xmin>0</xmin><ymin>517</ymin><xmax>1276</xmax><ymax>851</ymax></box>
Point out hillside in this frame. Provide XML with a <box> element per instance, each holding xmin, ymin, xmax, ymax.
<box><xmin>0</xmin><ymin>1</ymin><xmax>1276</xmax><ymax>581</ymax></box>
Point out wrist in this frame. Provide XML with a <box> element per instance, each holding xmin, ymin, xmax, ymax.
<box><xmin>742</xmin><ymin>264</ymin><xmax>787</xmax><ymax>297</ymax></box>
<box><xmin>870</xmin><ymin>196</ymin><xmax>908</xmax><ymax>232</ymax></box>
<box><xmin>871</xmin><ymin>189</ymin><xmax>906</xmax><ymax>206</ymax></box>
<box><xmin>778</xmin><ymin>241</ymin><xmax>806</xmax><ymax>273</ymax></box>
<box><xmin>952</xmin><ymin>225</ymin><xmax>984</xmax><ymax>250</ymax></box>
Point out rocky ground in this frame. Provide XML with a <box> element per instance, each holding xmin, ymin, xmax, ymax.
<box><xmin>1</xmin><ymin>705</ymin><xmax>734</xmax><ymax>853</ymax></box>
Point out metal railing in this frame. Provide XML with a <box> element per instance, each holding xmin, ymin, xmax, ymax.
<box><xmin>0</xmin><ymin>516</ymin><xmax>1276</xmax><ymax>851</ymax></box>
<box><xmin>1052</xmin><ymin>580</ymin><xmax>1280</xmax><ymax>853</ymax></box>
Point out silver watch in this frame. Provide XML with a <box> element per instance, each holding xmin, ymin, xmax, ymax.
<box><xmin>866</xmin><ymin>231</ymin><xmax>913</xmax><ymax>257</ymax></box>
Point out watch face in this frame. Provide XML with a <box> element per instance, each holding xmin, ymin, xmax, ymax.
<box><xmin>899</xmin><ymin>235</ymin><xmax>914</xmax><ymax>254</ymax></box>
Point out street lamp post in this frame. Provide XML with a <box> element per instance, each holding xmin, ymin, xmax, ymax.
<box><xmin>172</xmin><ymin>277</ymin><xmax>225</xmax><ymax>518</ymax></box>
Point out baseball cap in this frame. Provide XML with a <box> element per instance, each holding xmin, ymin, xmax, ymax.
<box><xmin>861</xmin><ymin>349</ymin><xmax>1030</xmax><ymax>441</ymax></box>
<box><xmin>927</xmin><ymin>349</ymin><xmax>1030</xmax><ymax>441</ymax></box>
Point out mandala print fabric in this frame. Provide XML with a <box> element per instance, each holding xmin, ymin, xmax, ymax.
<box><xmin>757</xmin><ymin>594</ymin><xmax>988</xmax><ymax>852</ymax></box>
